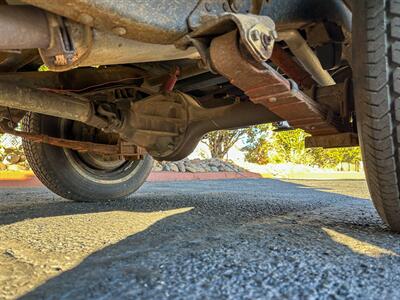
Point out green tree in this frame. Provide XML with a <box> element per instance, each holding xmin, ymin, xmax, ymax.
<box><xmin>243</xmin><ymin>125</ymin><xmax>362</xmax><ymax>169</ymax></box>
<box><xmin>242</xmin><ymin>124</ymin><xmax>273</xmax><ymax>164</ymax></box>
<box><xmin>202</xmin><ymin>128</ymin><xmax>254</xmax><ymax>159</ymax></box>
<box><xmin>244</xmin><ymin>126</ymin><xmax>314</xmax><ymax>165</ymax></box>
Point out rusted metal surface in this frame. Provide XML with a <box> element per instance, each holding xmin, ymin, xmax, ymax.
<box><xmin>188</xmin><ymin>0</ymin><xmax>233</xmax><ymax>29</ymax></box>
<box><xmin>0</xmin><ymin>65</ymin><xmax>150</xmax><ymax>129</ymax></box>
<box><xmin>306</xmin><ymin>80</ymin><xmax>353</xmax><ymax>124</ymax></box>
<box><xmin>42</xmin><ymin>17</ymin><xmax>199</xmax><ymax>71</ymax></box>
<box><xmin>305</xmin><ymin>133</ymin><xmax>359</xmax><ymax>149</ymax></box>
<box><xmin>210</xmin><ymin>30</ymin><xmax>342</xmax><ymax>136</ymax></box>
<box><xmin>22</xmin><ymin>0</ymin><xmax>199</xmax><ymax>44</ymax></box>
<box><xmin>82</xmin><ymin>30</ymin><xmax>199</xmax><ymax>67</ymax></box>
<box><xmin>188</xmin><ymin>0</ymin><xmax>264</xmax><ymax>30</ymax></box>
<box><xmin>0</xmin><ymin>122</ymin><xmax>145</xmax><ymax>159</ymax></box>
<box><xmin>0</xmin><ymin>5</ymin><xmax>50</xmax><ymax>49</ymax></box>
<box><xmin>229</xmin><ymin>0</ymin><xmax>264</xmax><ymax>14</ymax></box>
<box><xmin>0</xmin><ymin>81</ymin><xmax>96</xmax><ymax>124</ymax></box>
<box><xmin>20</xmin><ymin>0</ymin><xmax>350</xmax><ymax>45</ymax></box>
<box><xmin>0</xmin><ymin>4</ymin><xmax>198</xmax><ymax>70</ymax></box>
<box><xmin>161</xmin><ymin>100</ymin><xmax>281</xmax><ymax>161</ymax></box>
<box><xmin>0</xmin><ymin>64</ymin><xmax>280</xmax><ymax>161</ymax></box>
<box><xmin>0</xmin><ymin>1</ymin><xmax>350</xmax><ymax>73</ymax></box>
<box><xmin>0</xmin><ymin>79</ymin><xmax>279</xmax><ymax>161</ymax></box>
<box><xmin>0</xmin><ymin>66</ymin><xmax>146</xmax><ymax>128</ymax></box>
<box><xmin>118</xmin><ymin>91</ymin><xmax>280</xmax><ymax>161</ymax></box>
<box><xmin>39</xmin><ymin>16</ymin><xmax>94</xmax><ymax>72</ymax></box>
<box><xmin>181</xmin><ymin>13</ymin><xmax>276</xmax><ymax>64</ymax></box>
<box><xmin>269</xmin><ymin>45</ymin><xmax>315</xmax><ymax>89</ymax></box>
<box><xmin>188</xmin><ymin>0</ymin><xmax>260</xmax><ymax>29</ymax></box>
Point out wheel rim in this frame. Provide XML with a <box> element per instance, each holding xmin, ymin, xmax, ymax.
<box><xmin>60</xmin><ymin>119</ymin><xmax>146</xmax><ymax>184</ymax></box>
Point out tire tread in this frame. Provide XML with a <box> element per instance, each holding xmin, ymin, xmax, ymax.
<box><xmin>355</xmin><ymin>0</ymin><xmax>400</xmax><ymax>230</ymax></box>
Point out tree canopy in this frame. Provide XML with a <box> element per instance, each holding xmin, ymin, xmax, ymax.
<box><xmin>242</xmin><ymin>124</ymin><xmax>362</xmax><ymax>169</ymax></box>
<box><xmin>201</xmin><ymin>123</ymin><xmax>362</xmax><ymax>169</ymax></box>
<box><xmin>202</xmin><ymin>128</ymin><xmax>252</xmax><ymax>159</ymax></box>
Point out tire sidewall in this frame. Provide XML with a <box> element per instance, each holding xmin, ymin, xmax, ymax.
<box><xmin>25</xmin><ymin>114</ymin><xmax>153</xmax><ymax>202</ymax></box>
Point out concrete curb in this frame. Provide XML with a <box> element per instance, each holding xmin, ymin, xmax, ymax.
<box><xmin>0</xmin><ymin>171</ymin><xmax>262</xmax><ymax>188</ymax></box>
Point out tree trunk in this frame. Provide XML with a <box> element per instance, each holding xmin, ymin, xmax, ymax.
<box><xmin>210</xmin><ymin>145</ymin><xmax>226</xmax><ymax>159</ymax></box>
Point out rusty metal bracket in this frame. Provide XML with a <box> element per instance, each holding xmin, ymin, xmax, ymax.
<box><xmin>0</xmin><ymin>122</ymin><xmax>145</xmax><ymax>160</ymax></box>
<box><xmin>210</xmin><ymin>30</ymin><xmax>343</xmax><ymax>136</ymax></box>
<box><xmin>179</xmin><ymin>13</ymin><xmax>277</xmax><ymax>65</ymax></box>
<box><xmin>188</xmin><ymin>0</ymin><xmax>266</xmax><ymax>30</ymax></box>
<box><xmin>39</xmin><ymin>15</ymin><xmax>94</xmax><ymax>72</ymax></box>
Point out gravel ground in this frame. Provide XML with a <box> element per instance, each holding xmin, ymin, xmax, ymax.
<box><xmin>0</xmin><ymin>179</ymin><xmax>399</xmax><ymax>300</ymax></box>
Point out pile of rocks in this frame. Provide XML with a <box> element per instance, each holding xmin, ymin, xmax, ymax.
<box><xmin>0</xmin><ymin>145</ymin><xmax>30</xmax><ymax>171</ymax></box>
<box><xmin>152</xmin><ymin>158</ymin><xmax>248</xmax><ymax>173</ymax></box>
<box><xmin>0</xmin><ymin>133</ymin><xmax>248</xmax><ymax>174</ymax></box>
<box><xmin>0</xmin><ymin>149</ymin><xmax>248</xmax><ymax>173</ymax></box>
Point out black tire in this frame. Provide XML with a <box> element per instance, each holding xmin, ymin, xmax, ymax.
<box><xmin>22</xmin><ymin>113</ymin><xmax>153</xmax><ymax>202</ymax></box>
<box><xmin>353</xmin><ymin>0</ymin><xmax>400</xmax><ymax>231</ymax></box>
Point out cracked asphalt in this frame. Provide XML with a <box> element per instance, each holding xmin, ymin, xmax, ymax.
<box><xmin>1</xmin><ymin>179</ymin><xmax>400</xmax><ymax>300</ymax></box>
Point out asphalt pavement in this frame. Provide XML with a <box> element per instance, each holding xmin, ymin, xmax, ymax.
<box><xmin>0</xmin><ymin>179</ymin><xmax>399</xmax><ymax>300</ymax></box>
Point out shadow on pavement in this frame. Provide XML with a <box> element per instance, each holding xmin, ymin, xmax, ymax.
<box><xmin>0</xmin><ymin>178</ymin><xmax>399</xmax><ymax>299</ymax></box>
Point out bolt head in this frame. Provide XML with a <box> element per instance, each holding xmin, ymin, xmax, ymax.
<box><xmin>262</xmin><ymin>33</ymin><xmax>272</xmax><ymax>47</ymax></box>
<box><xmin>78</xmin><ymin>13</ymin><xmax>93</xmax><ymax>25</ymax></box>
<box><xmin>268</xmin><ymin>97</ymin><xmax>277</xmax><ymax>103</ymax></box>
<box><xmin>112</xmin><ymin>26</ymin><xmax>127</xmax><ymax>36</ymax></box>
<box><xmin>222</xmin><ymin>2</ymin><xmax>230</xmax><ymax>11</ymax></box>
<box><xmin>230</xmin><ymin>0</ymin><xmax>239</xmax><ymax>12</ymax></box>
<box><xmin>250</xmin><ymin>30</ymin><xmax>261</xmax><ymax>42</ymax></box>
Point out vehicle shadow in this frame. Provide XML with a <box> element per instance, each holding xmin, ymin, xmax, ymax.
<box><xmin>1</xmin><ymin>179</ymin><xmax>399</xmax><ymax>299</ymax></box>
